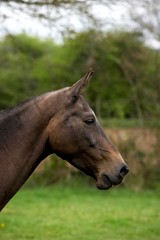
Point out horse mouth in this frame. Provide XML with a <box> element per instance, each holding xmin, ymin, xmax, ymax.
<box><xmin>96</xmin><ymin>174</ymin><xmax>113</xmax><ymax>190</ymax></box>
<box><xmin>96</xmin><ymin>173</ymin><xmax>124</xmax><ymax>190</ymax></box>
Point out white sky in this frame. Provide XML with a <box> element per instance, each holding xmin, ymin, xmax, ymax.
<box><xmin>1</xmin><ymin>2</ymin><xmax>160</xmax><ymax>48</ymax></box>
<box><xmin>0</xmin><ymin>3</ymin><xmax>133</xmax><ymax>39</ymax></box>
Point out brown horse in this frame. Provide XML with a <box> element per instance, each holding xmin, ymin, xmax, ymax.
<box><xmin>0</xmin><ymin>70</ymin><xmax>129</xmax><ymax>211</ymax></box>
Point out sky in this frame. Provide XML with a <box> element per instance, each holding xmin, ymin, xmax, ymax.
<box><xmin>0</xmin><ymin>3</ymin><xmax>133</xmax><ymax>39</ymax></box>
<box><xmin>0</xmin><ymin>2</ymin><xmax>160</xmax><ymax>48</ymax></box>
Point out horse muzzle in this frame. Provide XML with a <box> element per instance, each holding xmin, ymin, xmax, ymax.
<box><xmin>96</xmin><ymin>164</ymin><xmax>129</xmax><ymax>190</ymax></box>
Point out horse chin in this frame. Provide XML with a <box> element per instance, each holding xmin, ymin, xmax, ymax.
<box><xmin>96</xmin><ymin>174</ymin><xmax>113</xmax><ymax>190</ymax></box>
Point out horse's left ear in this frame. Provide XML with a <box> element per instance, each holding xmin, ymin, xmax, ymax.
<box><xmin>70</xmin><ymin>69</ymin><xmax>93</xmax><ymax>101</ymax></box>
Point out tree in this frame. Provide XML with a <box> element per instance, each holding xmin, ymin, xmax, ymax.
<box><xmin>0</xmin><ymin>0</ymin><xmax>119</xmax><ymax>35</ymax></box>
<box><xmin>129</xmin><ymin>0</ymin><xmax>160</xmax><ymax>45</ymax></box>
<box><xmin>1</xmin><ymin>30</ymin><xmax>158</xmax><ymax>123</ymax></box>
<box><xmin>128</xmin><ymin>0</ymin><xmax>160</xmax><ymax>123</ymax></box>
<box><xmin>56</xmin><ymin>30</ymin><xmax>154</xmax><ymax>120</ymax></box>
<box><xmin>0</xmin><ymin>34</ymin><xmax>59</xmax><ymax>108</ymax></box>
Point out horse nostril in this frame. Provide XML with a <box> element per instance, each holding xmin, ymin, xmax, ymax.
<box><xmin>120</xmin><ymin>165</ymin><xmax>129</xmax><ymax>177</ymax></box>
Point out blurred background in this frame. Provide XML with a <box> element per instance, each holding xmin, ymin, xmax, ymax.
<box><xmin>0</xmin><ymin>1</ymin><xmax>159</xmax><ymax>239</ymax></box>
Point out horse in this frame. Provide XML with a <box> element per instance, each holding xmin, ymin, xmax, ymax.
<box><xmin>0</xmin><ymin>70</ymin><xmax>129</xmax><ymax>211</ymax></box>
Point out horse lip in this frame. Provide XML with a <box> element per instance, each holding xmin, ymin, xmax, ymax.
<box><xmin>96</xmin><ymin>174</ymin><xmax>112</xmax><ymax>190</ymax></box>
<box><xmin>112</xmin><ymin>176</ymin><xmax>123</xmax><ymax>185</ymax></box>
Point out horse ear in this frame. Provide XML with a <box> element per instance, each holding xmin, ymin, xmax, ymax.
<box><xmin>70</xmin><ymin>69</ymin><xmax>93</xmax><ymax>101</ymax></box>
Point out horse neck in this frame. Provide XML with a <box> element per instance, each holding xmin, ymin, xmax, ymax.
<box><xmin>0</xmin><ymin>89</ymin><xmax>66</xmax><ymax>210</ymax></box>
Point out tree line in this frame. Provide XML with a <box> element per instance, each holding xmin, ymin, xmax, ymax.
<box><xmin>0</xmin><ymin>30</ymin><xmax>159</xmax><ymax>125</ymax></box>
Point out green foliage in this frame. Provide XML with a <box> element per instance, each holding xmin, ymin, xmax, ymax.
<box><xmin>59</xmin><ymin>30</ymin><xmax>158</xmax><ymax>120</ymax></box>
<box><xmin>0</xmin><ymin>34</ymin><xmax>59</xmax><ymax>107</ymax></box>
<box><xmin>0</xmin><ymin>31</ymin><xmax>159</xmax><ymax>122</ymax></box>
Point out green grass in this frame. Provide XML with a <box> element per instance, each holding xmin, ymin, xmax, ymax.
<box><xmin>100</xmin><ymin>118</ymin><xmax>160</xmax><ymax>128</ymax></box>
<box><xmin>0</xmin><ymin>183</ymin><xmax>160</xmax><ymax>240</ymax></box>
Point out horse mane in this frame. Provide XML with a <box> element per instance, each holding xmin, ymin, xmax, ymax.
<box><xmin>0</xmin><ymin>89</ymin><xmax>65</xmax><ymax>139</ymax></box>
<box><xmin>0</xmin><ymin>98</ymin><xmax>31</xmax><ymax>120</ymax></box>
<box><xmin>0</xmin><ymin>87</ymin><xmax>69</xmax><ymax>122</ymax></box>
<box><xmin>0</xmin><ymin>91</ymin><xmax>56</xmax><ymax>121</ymax></box>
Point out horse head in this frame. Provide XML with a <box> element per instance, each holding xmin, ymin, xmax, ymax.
<box><xmin>47</xmin><ymin>70</ymin><xmax>129</xmax><ymax>189</ymax></box>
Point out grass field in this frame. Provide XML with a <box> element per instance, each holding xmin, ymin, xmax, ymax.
<box><xmin>0</xmin><ymin>183</ymin><xmax>159</xmax><ymax>240</ymax></box>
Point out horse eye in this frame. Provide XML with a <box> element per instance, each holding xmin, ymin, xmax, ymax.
<box><xmin>84</xmin><ymin>118</ymin><xmax>95</xmax><ymax>125</ymax></box>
